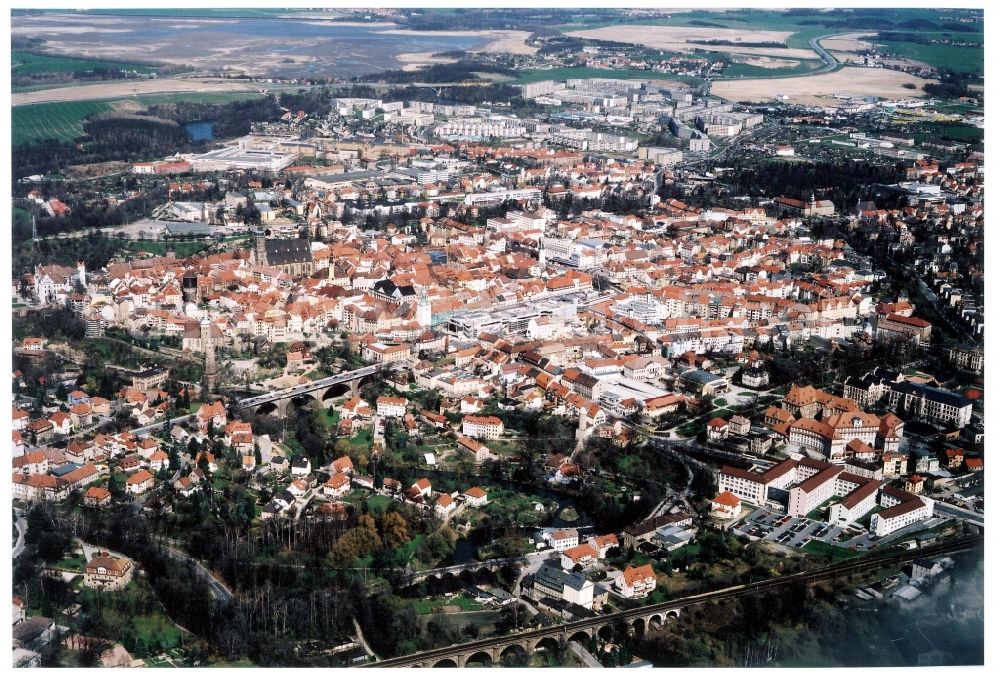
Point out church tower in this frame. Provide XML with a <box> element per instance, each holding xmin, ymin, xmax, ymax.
<box><xmin>253</xmin><ymin>227</ymin><xmax>267</xmax><ymax>266</ymax></box>
<box><xmin>76</xmin><ymin>260</ymin><xmax>86</xmax><ymax>289</ymax></box>
<box><xmin>201</xmin><ymin>313</ymin><xmax>219</xmax><ymax>395</ymax></box>
<box><xmin>416</xmin><ymin>288</ymin><xmax>432</xmax><ymax>328</ymax></box>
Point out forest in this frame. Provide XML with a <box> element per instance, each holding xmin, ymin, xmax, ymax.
<box><xmin>13</xmin><ymin>96</ymin><xmax>284</xmax><ymax>181</ymax></box>
<box><xmin>142</xmin><ymin>96</ymin><xmax>283</xmax><ymax>139</ymax></box>
<box><xmin>723</xmin><ymin>159</ymin><xmax>907</xmax><ymax>211</ymax></box>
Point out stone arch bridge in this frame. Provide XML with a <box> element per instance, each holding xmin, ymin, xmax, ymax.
<box><xmin>237</xmin><ymin>362</ymin><xmax>400</xmax><ymax>419</ymax></box>
<box><xmin>384</xmin><ymin>609</ymin><xmax>682</xmax><ymax>668</ymax></box>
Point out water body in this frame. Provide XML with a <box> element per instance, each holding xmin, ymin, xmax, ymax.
<box><xmin>16</xmin><ymin>14</ymin><xmax>490</xmax><ymax>79</ymax></box>
<box><xmin>184</xmin><ymin>120</ymin><xmax>216</xmax><ymax>142</ymax></box>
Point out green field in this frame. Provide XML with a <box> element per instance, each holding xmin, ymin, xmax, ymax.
<box><xmin>12</xmin><ymin>100</ymin><xmax>111</xmax><ymax>145</ymax></box>
<box><xmin>132</xmin><ymin>91</ymin><xmax>268</xmax><ymax>106</ymax></box>
<box><xmin>413</xmin><ymin>595</ymin><xmax>484</xmax><ymax>615</ymax></box>
<box><xmin>720</xmin><ymin>59</ymin><xmax>825</xmax><ymax>79</ymax></box>
<box><xmin>870</xmin><ymin>38</ymin><xmax>983</xmax><ymax>75</ymax></box>
<box><xmin>12</xmin><ymin>51</ymin><xmax>156</xmax><ymax>76</ymax></box>
<box><xmin>912</xmin><ymin>122</ymin><xmax>984</xmax><ymax>144</ymax></box>
<box><xmin>801</xmin><ymin>539</ymin><xmax>858</xmax><ymax>562</ymax></box>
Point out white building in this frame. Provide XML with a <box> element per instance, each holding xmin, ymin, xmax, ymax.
<box><xmin>376</xmin><ymin>396</ymin><xmax>408</xmax><ymax>418</ymax></box>
<box><xmin>546</xmin><ymin>528</ymin><xmax>579</xmax><ymax>552</ymax></box>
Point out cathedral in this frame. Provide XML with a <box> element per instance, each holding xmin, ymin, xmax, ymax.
<box><xmin>252</xmin><ymin>227</ymin><xmax>315</xmax><ymax>277</ymax></box>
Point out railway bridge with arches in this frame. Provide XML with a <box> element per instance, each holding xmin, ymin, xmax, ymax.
<box><xmin>380</xmin><ymin>607</ymin><xmax>681</xmax><ymax>668</ymax></box>
<box><xmin>367</xmin><ymin>535</ymin><xmax>983</xmax><ymax>668</ymax></box>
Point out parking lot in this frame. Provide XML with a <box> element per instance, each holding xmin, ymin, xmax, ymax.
<box><xmin>733</xmin><ymin>507</ymin><xmax>887</xmax><ymax>552</ymax></box>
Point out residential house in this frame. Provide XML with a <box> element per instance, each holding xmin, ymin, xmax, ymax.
<box><xmin>83</xmin><ymin>554</ymin><xmax>134</xmax><ymax>591</ymax></box>
<box><xmin>615</xmin><ymin>564</ymin><xmax>657</xmax><ymax>598</ymax></box>
<box><xmin>125</xmin><ymin>470</ymin><xmax>155</xmax><ymax>495</ymax></box>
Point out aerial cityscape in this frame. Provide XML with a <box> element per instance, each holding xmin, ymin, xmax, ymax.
<box><xmin>9</xmin><ymin>5</ymin><xmax>985</xmax><ymax>669</ymax></box>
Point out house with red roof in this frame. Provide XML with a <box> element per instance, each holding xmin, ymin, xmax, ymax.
<box><xmin>615</xmin><ymin>564</ymin><xmax>657</xmax><ymax>598</ymax></box>
<box><xmin>125</xmin><ymin>470</ymin><xmax>155</xmax><ymax>495</ymax></box>
<box><xmin>710</xmin><ymin>491</ymin><xmax>742</xmax><ymax>521</ymax></box>
<box><xmin>462</xmin><ymin>486</ymin><xmax>488</xmax><ymax>507</ymax></box>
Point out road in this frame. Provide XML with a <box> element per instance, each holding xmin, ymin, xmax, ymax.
<box><xmin>809</xmin><ymin>34</ymin><xmax>841</xmax><ymax>72</ymax></box>
<box><xmin>162</xmin><ymin>544</ymin><xmax>233</xmax><ymax>604</ymax></box>
<box><xmin>237</xmin><ymin>363</ymin><xmax>385</xmax><ymax>409</ymax></box>
<box><xmin>13</xmin><ymin>509</ymin><xmax>27</xmax><ymax>559</ymax></box>
<box><xmin>933</xmin><ymin>501</ymin><xmax>984</xmax><ymax>525</ymax></box>
<box><xmin>569</xmin><ymin>641</ymin><xmax>603</xmax><ymax>668</ymax></box>
<box><xmin>132</xmin><ymin>413</ymin><xmax>195</xmax><ymax>438</ymax></box>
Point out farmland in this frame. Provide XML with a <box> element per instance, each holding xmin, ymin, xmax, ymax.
<box><xmin>869</xmin><ymin>37</ymin><xmax>983</xmax><ymax>75</ymax></box>
<box><xmin>720</xmin><ymin>58</ymin><xmax>825</xmax><ymax>80</ymax></box>
<box><xmin>12</xmin><ymin>51</ymin><xmax>156</xmax><ymax>76</ymax></box>
<box><xmin>12</xmin><ymin>100</ymin><xmax>111</xmax><ymax>145</ymax></box>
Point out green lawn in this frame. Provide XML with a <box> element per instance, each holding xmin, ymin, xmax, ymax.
<box><xmin>132</xmin><ymin>612</ymin><xmax>185</xmax><ymax>650</ymax></box>
<box><xmin>669</xmin><ymin>542</ymin><xmax>702</xmax><ymax>559</ymax></box>
<box><xmin>53</xmin><ymin>553</ymin><xmax>88</xmax><ymax>571</ymax></box>
<box><xmin>12</xmin><ymin>100</ymin><xmax>112</xmax><ymax>145</ymax></box>
<box><xmin>12</xmin><ymin>51</ymin><xmax>156</xmax><ymax>76</ymax></box>
<box><xmin>364</xmin><ymin>494</ymin><xmax>392</xmax><ymax>513</ymax></box>
<box><xmin>413</xmin><ymin>595</ymin><xmax>484</xmax><ymax>615</ymax></box>
<box><xmin>396</xmin><ymin>533</ymin><xmax>426</xmax><ymax>564</ymax></box>
<box><xmin>800</xmin><ymin>539</ymin><xmax>857</xmax><ymax>562</ymax></box>
<box><xmin>319</xmin><ymin>407</ymin><xmax>342</xmax><ymax>429</ymax></box>
<box><xmin>912</xmin><ymin>122</ymin><xmax>984</xmax><ymax>144</ymax></box>
<box><xmin>120</xmin><ymin>240</ymin><xmax>209</xmax><ymax>259</ymax></box>
<box><xmin>806</xmin><ymin>498</ymin><xmax>841</xmax><ymax>522</ymax></box>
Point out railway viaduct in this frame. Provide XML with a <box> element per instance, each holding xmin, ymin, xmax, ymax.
<box><xmin>368</xmin><ymin>535</ymin><xmax>982</xmax><ymax>668</ymax></box>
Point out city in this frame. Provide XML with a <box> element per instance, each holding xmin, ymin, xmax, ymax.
<box><xmin>9</xmin><ymin>5</ymin><xmax>985</xmax><ymax>669</ymax></box>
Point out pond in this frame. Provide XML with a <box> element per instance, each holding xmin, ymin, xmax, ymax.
<box><xmin>184</xmin><ymin>120</ymin><xmax>217</xmax><ymax>142</ymax></box>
